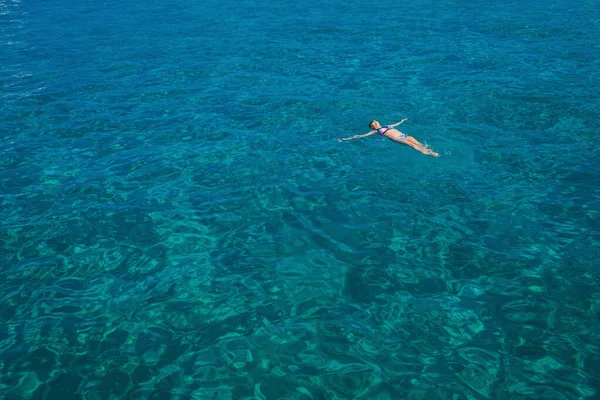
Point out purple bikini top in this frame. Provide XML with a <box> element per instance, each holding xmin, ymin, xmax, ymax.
<box><xmin>377</xmin><ymin>125</ymin><xmax>392</xmax><ymax>135</ymax></box>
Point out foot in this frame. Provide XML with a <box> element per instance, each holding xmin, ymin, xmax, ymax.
<box><xmin>419</xmin><ymin>147</ymin><xmax>439</xmax><ymax>157</ymax></box>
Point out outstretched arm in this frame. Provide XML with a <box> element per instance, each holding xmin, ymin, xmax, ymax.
<box><xmin>338</xmin><ymin>131</ymin><xmax>376</xmax><ymax>142</ymax></box>
<box><xmin>389</xmin><ymin>118</ymin><xmax>408</xmax><ymax>128</ymax></box>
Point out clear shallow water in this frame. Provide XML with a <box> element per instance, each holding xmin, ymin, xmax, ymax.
<box><xmin>1</xmin><ymin>0</ymin><xmax>599</xmax><ymax>398</ymax></box>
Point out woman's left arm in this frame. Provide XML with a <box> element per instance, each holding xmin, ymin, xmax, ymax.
<box><xmin>390</xmin><ymin>118</ymin><xmax>408</xmax><ymax>127</ymax></box>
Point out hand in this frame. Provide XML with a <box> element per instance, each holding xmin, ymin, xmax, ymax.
<box><xmin>392</xmin><ymin>118</ymin><xmax>408</xmax><ymax>127</ymax></box>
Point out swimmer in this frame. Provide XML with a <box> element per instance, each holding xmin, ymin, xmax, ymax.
<box><xmin>338</xmin><ymin>118</ymin><xmax>439</xmax><ymax>157</ymax></box>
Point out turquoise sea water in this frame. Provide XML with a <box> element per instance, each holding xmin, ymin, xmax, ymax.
<box><xmin>2</xmin><ymin>0</ymin><xmax>600</xmax><ymax>398</ymax></box>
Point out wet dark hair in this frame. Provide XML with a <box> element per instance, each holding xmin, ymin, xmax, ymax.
<box><xmin>369</xmin><ymin>120</ymin><xmax>377</xmax><ymax>129</ymax></box>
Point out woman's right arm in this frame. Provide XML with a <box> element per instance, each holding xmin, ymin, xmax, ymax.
<box><xmin>338</xmin><ymin>131</ymin><xmax>376</xmax><ymax>142</ymax></box>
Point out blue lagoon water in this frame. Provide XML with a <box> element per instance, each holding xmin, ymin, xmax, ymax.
<box><xmin>2</xmin><ymin>0</ymin><xmax>600</xmax><ymax>398</ymax></box>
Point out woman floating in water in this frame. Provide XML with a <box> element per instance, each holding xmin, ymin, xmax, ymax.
<box><xmin>338</xmin><ymin>118</ymin><xmax>439</xmax><ymax>157</ymax></box>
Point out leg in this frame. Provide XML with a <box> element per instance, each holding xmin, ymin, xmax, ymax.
<box><xmin>390</xmin><ymin>136</ymin><xmax>439</xmax><ymax>157</ymax></box>
<box><xmin>410</xmin><ymin>143</ymin><xmax>439</xmax><ymax>157</ymax></box>
<box><xmin>405</xmin><ymin>136</ymin><xmax>424</xmax><ymax>147</ymax></box>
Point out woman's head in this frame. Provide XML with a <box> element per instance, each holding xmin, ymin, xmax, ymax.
<box><xmin>369</xmin><ymin>120</ymin><xmax>381</xmax><ymax>129</ymax></box>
